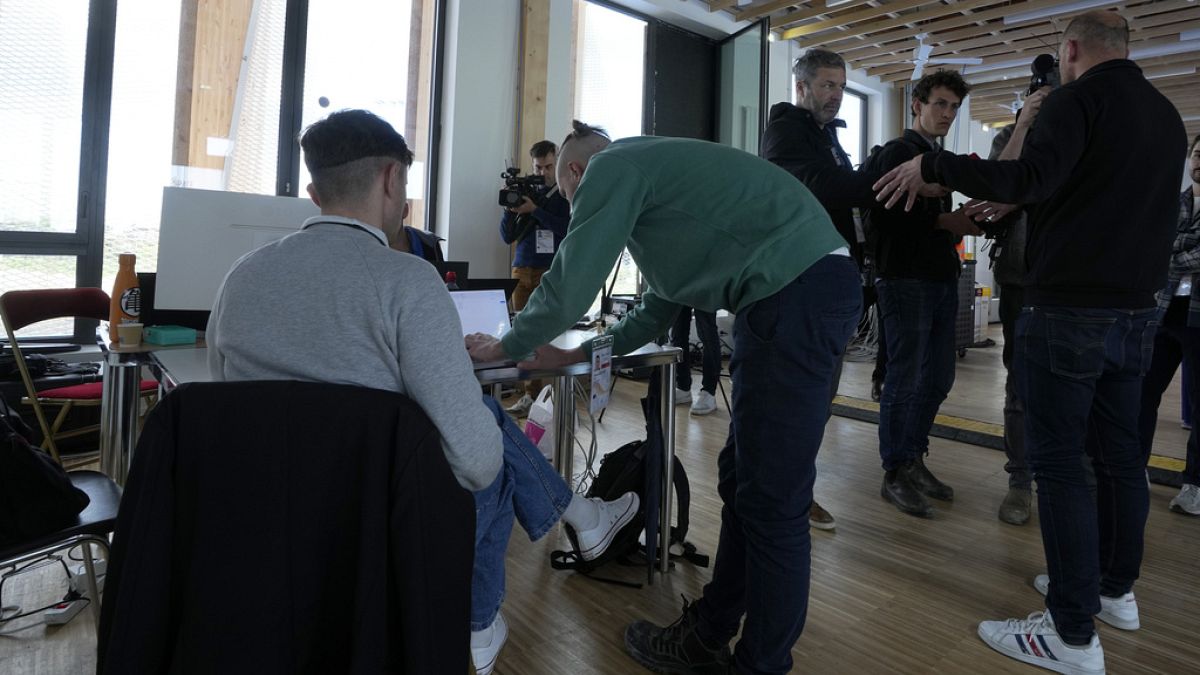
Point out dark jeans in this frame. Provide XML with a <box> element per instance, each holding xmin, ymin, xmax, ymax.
<box><xmin>672</xmin><ymin>307</ymin><xmax>721</xmax><ymax>394</ymax></box>
<box><xmin>693</xmin><ymin>254</ymin><xmax>860</xmax><ymax>675</ymax></box>
<box><xmin>872</xmin><ymin>285</ymin><xmax>888</xmax><ymax>385</ymax></box>
<box><xmin>876</xmin><ymin>278</ymin><xmax>958</xmax><ymax>470</ymax></box>
<box><xmin>1000</xmin><ymin>284</ymin><xmax>1031</xmax><ymax>489</ymax></box>
<box><xmin>1138</xmin><ymin>296</ymin><xmax>1200</xmax><ymax>485</ymax></box>
<box><xmin>1016</xmin><ymin>306</ymin><xmax>1157</xmax><ymax>643</ymax></box>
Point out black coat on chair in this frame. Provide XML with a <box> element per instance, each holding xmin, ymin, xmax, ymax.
<box><xmin>97</xmin><ymin>381</ymin><xmax>475</xmax><ymax>674</ymax></box>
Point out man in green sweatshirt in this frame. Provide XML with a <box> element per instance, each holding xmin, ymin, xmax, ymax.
<box><xmin>468</xmin><ymin>121</ymin><xmax>860</xmax><ymax>675</ymax></box>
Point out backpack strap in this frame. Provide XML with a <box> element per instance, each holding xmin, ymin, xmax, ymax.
<box><xmin>549</xmin><ymin>549</ymin><xmax>644</xmax><ymax>589</ymax></box>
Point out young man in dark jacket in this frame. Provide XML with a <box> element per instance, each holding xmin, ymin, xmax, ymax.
<box><xmin>876</xmin><ymin>12</ymin><xmax>1187</xmax><ymax>673</ymax></box>
<box><xmin>871</xmin><ymin>70</ymin><xmax>979</xmax><ymax>520</ymax></box>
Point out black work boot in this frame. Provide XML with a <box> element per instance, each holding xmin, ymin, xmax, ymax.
<box><xmin>881</xmin><ymin>464</ymin><xmax>933</xmax><ymax>517</ymax></box>
<box><xmin>624</xmin><ymin>597</ymin><xmax>731</xmax><ymax>674</ymax></box>
<box><xmin>907</xmin><ymin>454</ymin><xmax>955</xmax><ymax>501</ymax></box>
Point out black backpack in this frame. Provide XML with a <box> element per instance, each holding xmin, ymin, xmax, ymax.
<box><xmin>551</xmin><ymin>375</ymin><xmax>708</xmax><ymax>587</ymax></box>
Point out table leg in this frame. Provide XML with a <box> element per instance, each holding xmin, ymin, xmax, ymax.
<box><xmin>552</xmin><ymin>374</ymin><xmax>575</xmax><ymax>486</ymax></box>
<box><xmin>658</xmin><ymin>361</ymin><xmax>676</xmax><ymax>576</ymax></box>
<box><xmin>99</xmin><ymin>355</ymin><xmax>140</xmax><ymax>486</ymax></box>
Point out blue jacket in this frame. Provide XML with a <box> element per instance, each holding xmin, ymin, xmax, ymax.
<box><xmin>499</xmin><ymin>187</ymin><xmax>570</xmax><ymax>269</ymax></box>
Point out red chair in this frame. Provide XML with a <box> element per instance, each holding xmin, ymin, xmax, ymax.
<box><xmin>0</xmin><ymin>289</ymin><xmax>157</xmax><ymax>466</ymax></box>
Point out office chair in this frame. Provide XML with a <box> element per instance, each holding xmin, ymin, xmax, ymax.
<box><xmin>0</xmin><ymin>288</ymin><xmax>158</xmax><ymax>466</ymax></box>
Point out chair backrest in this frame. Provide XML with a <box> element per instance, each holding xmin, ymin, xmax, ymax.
<box><xmin>0</xmin><ymin>288</ymin><xmax>110</xmax><ymax>332</ymax></box>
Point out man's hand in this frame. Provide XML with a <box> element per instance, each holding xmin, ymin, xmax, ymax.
<box><xmin>937</xmin><ymin>210</ymin><xmax>984</xmax><ymax>238</ymax></box>
<box><xmin>873</xmin><ymin>155</ymin><xmax>928</xmax><ymax>212</ymax></box>
<box><xmin>516</xmin><ymin>344</ymin><xmax>585</xmax><ymax>370</ymax></box>
<box><xmin>466</xmin><ymin>333</ymin><xmax>506</xmax><ymax>363</ymax></box>
<box><xmin>507</xmin><ymin>197</ymin><xmax>537</xmax><ymax>216</ymax></box>
<box><xmin>964</xmin><ymin>199</ymin><xmax>1019</xmax><ymax>223</ymax></box>
<box><xmin>1016</xmin><ymin>87</ymin><xmax>1051</xmax><ymax>130</ymax></box>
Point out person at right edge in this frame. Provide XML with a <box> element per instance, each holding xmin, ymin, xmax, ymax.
<box><xmin>873</xmin><ymin>12</ymin><xmax>1186</xmax><ymax>674</ymax></box>
<box><xmin>1138</xmin><ymin>132</ymin><xmax>1200</xmax><ymax>516</ymax></box>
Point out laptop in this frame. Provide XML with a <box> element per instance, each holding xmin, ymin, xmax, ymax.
<box><xmin>450</xmin><ymin>289</ymin><xmax>514</xmax><ymax>369</ymax></box>
<box><xmin>467</xmin><ymin>277</ymin><xmax>520</xmax><ymax>302</ymax></box>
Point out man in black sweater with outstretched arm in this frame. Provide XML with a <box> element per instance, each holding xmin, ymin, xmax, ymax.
<box><xmin>875</xmin><ymin>11</ymin><xmax>1186</xmax><ymax>675</ymax></box>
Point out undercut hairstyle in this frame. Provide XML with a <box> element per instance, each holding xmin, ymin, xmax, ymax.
<box><xmin>912</xmin><ymin>70</ymin><xmax>971</xmax><ymax>103</ymax></box>
<box><xmin>561</xmin><ymin>120</ymin><xmax>610</xmax><ymax>148</ymax></box>
<box><xmin>530</xmin><ymin>140</ymin><xmax>557</xmax><ymax>158</ymax></box>
<box><xmin>792</xmin><ymin>49</ymin><xmax>846</xmax><ymax>83</ymax></box>
<box><xmin>299</xmin><ymin>109</ymin><xmax>413</xmax><ymax>206</ymax></box>
<box><xmin>1063</xmin><ymin>11</ymin><xmax>1129</xmax><ymax>53</ymax></box>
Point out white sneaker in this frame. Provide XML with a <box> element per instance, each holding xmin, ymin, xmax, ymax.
<box><xmin>690</xmin><ymin>390</ymin><xmax>717</xmax><ymax>416</ymax></box>
<box><xmin>505</xmin><ymin>394</ymin><xmax>533</xmax><ymax>417</ymax></box>
<box><xmin>471</xmin><ymin>611</ymin><xmax>508</xmax><ymax>675</ymax></box>
<box><xmin>1033</xmin><ymin>574</ymin><xmax>1140</xmax><ymax>631</ymax></box>
<box><xmin>575</xmin><ymin>492</ymin><xmax>639</xmax><ymax>561</ymax></box>
<box><xmin>1170</xmin><ymin>483</ymin><xmax>1200</xmax><ymax>515</ymax></box>
<box><xmin>675</xmin><ymin>388</ymin><xmax>692</xmax><ymax>405</ymax></box>
<box><xmin>977</xmin><ymin>610</ymin><xmax>1104</xmax><ymax>675</ymax></box>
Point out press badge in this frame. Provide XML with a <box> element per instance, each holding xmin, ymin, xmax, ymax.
<box><xmin>536</xmin><ymin>229</ymin><xmax>555</xmax><ymax>254</ymax></box>
<box><xmin>590</xmin><ymin>334</ymin><xmax>614</xmax><ymax>415</ymax></box>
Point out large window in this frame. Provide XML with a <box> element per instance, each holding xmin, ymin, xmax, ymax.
<box><xmin>838</xmin><ymin>89</ymin><xmax>868</xmax><ymax>168</ymax></box>
<box><xmin>1</xmin><ymin>0</ymin><xmax>444</xmax><ymax>336</ymax></box>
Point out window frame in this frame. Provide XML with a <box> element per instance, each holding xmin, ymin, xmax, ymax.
<box><xmin>842</xmin><ymin>86</ymin><xmax>870</xmax><ymax>168</ymax></box>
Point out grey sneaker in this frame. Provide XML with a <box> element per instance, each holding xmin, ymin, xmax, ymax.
<box><xmin>1170</xmin><ymin>483</ymin><xmax>1200</xmax><ymax>515</ymax></box>
<box><xmin>675</xmin><ymin>388</ymin><xmax>693</xmax><ymax>406</ymax></box>
<box><xmin>998</xmin><ymin>487</ymin><xmax>1032</xmax><ymax>525</ymax></box>
<box><xmin>505</xmin><ymin>394</ymin><xmax>534</xmax><ymax>417</ymax></box>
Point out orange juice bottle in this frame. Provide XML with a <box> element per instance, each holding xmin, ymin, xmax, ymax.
<box><xmin>109</xmin><ymin>253</ymin><xmax>141</xmax><ymax>342</ymax></box>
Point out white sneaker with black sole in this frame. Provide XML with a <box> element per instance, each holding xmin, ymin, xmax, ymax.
<box><xmin>1034</xmin><ymin>574</ymin><xmax>1140</xmax><ymax>630</ymax></box>
<box><xmin>471</xmin><ymin>611</ymin><xmax>508</xmax><ymax>675</ymax></box>
<box><xmin>675</xmin><ymin>388</ymin><xmax>692</xmax><ymax>406</ymax></box>
<box><xmin>506</xmin><ymin>394</ymin><xmax>534</xmax><ymax>417</ymax></box>
<box><xmin>575</xmin><ymin>492</ymin><xmax>640</xmax><ymax>561</ymax></box>
<box><xmin>690</xmin><ymin>390</ymin><xmax>717</xmax><ymax>416</ymax></box>
<box><xmin>978</xmin><ymin>610</ymin><xmax>1104</xmax><ymax>675</ymax></box>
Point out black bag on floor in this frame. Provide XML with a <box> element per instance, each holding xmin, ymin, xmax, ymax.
<box><xmin>551</xmin><ymin>373</ymin><xmax>708</xmax><ymax>587</ymax></box>
<box><xmin>0</xmin><ymin>401</ymin><xmax>90</xmax><ymax>547</ymax></box>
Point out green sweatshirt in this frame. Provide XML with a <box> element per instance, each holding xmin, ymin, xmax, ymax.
<box><xmin>500</xmin><ymin>136</ymin><xmax>846</xmax><ymax>359</ymax></box>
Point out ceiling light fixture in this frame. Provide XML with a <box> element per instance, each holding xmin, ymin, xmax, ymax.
<box><xmin>1003</xmin><ymin>0</ymin><xmax>1120</xmax><ymax>26</ymax></box>
<box><xmin>1146</xmin><ymin>66</ymin><xmax>1197</xmax><ymax>80</ymax></box>
<box><xmin>1131</xmin><ymin>38</ymin><xmax>1200</xmax><ymax>60</ymax></box>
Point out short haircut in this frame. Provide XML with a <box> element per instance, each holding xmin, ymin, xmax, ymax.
<box><xmin>912</xmin><ymin>70</ymin><xmax>971</xmax><ymax>103</ymax></box>
<box><xmin>1190</xmin><ymin>133</ymin><xmax>1200</xmax><ymax>153</ymax></box>
<box><xmin>793</xmin><ymin>48</ymin><xmax>846</xmax><ymax>83</ymax></box>
<box><xmin>530</xmin><ymin>140</ymin><xmax>557</xmax><ymax>158</ymax></box>
<box><xmin>1063</xmin><ymin>11</ymin><xmax>1129</xmax><ymax>53</ymax></box>
<box><xmin>299</xmin><ymin>109</ymin><xmax>414</xmax><ymax>206</ymax></box>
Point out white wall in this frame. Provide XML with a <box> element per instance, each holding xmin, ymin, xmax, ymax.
<box><xmin>436</xmin><ymin>0</ymin><xmax>521</xmax><ymax>277</ymax></box>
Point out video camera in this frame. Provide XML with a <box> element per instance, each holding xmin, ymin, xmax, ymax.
<box><xmin>498</xmin><ymin>167</ymin><xmax>545</xmax><ymax>208</ymax></box>
<box><xmin>1028</xmin><ymin>53</ymin><xmax>1060</xmax><ymax>96</ymax></box>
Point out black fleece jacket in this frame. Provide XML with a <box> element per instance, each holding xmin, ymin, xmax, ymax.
<box><xmin>761</xmin><ymin>102</ymin><xmax>879</xmax><ymax>264</ymax></box>
<box><xmin>922</xmin><ymin>59</ymin><xmax>1187</xmax><ymax>309</ymax></box>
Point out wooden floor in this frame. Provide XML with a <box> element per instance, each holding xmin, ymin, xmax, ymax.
<box><xmin>3</xmin><ymin>339</ymin><xmax>1198</xmax><ymax>674</ymax></box>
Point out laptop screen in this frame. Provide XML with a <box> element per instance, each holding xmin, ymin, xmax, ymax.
<box><xmin>450</xmin><ymin>289</ymin><xmax>510</xmax><ymax>338</ymax></box>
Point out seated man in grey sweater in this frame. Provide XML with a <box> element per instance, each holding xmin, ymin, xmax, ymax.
<box><xmin>206</xmin><ymin>110</ymin><xmax>637</xmax><ymax>675</ymax></box>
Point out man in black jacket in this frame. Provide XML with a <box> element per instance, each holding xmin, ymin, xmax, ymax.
<box><xmin>876</xmin><ymin>12</ymin><xmax>1187</xmax><ymax>674</ymax></box>
<box><xmin>871</xmin><ymin>70</ymin><xmax>979</xmax><ymax>520</ymax></box>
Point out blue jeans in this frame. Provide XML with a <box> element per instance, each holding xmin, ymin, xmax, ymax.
<box><xmin>876</xmin><ymin>278</ymin><xmax>958</xmax><ymax>470</ymax></box>
<box><xmin>672</xmin><ymin>307</ymin><xmax>722</xmax><ymax>394</ymax></box>
<box><xmin>1016</xmin><ymin>306</ymin><xmax>1157</xmax><ymax>643</ymax></box>
<box><xmin>471</xmin><ymin>396</ymin><xmax>573</xmax><ymax>630</ymax></box>
<box><xmin>694</xmin><ymin>254</ymin><xmax>860</xmax><ymax>675</ymax></box>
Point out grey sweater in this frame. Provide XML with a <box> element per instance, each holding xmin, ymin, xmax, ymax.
<box><xmin>207</xmin><ymin>216</ymin><xmax>502</xmax><ymax>491</ymax></box>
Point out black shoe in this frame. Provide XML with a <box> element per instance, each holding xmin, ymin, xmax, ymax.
<box><xmin>906</xmin><ymin>455</ymin><xmax>954</xmax><ymax>501</ymax></box>
<box><xmin>624</xmin><ymin>597</ymin><xmax>731</xmax><ymax>674</ymax></box>
<box><xmin>871</xmin><ymin>380</ymin><xmax>883</xmax><ymax>402</ymax></box>
<box><xmin>881</xmin><ymin>467</ymin><xmax>933</xmax><ymax>518</ymax></box>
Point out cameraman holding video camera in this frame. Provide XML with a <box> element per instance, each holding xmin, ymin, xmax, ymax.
<box><xmin>499</xmin><ymin>140</ymin><xmax>570</xmax><ymax>415</ymax></box>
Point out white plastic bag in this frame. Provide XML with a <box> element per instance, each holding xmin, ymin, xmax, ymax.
<box><xmin>524</xmin><ymin>385</ymin><xmax>555</xmax><ymax>460</ymax></box>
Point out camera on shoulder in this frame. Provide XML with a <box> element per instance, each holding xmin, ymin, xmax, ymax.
<box><xmin>498</xmin><ymin>167</ymin><xmax>546</xmax><ymax>208</ymax></box>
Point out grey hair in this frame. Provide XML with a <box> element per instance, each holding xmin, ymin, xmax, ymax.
<box><xmin>1063</xmin><ymin>10</ymin><xmax>1129</xmax><ymax>53</ymax></box>
<box><xmin>792</xmin><ymin>49</ymin><xmax>846</xmax><ymax>83</ymax></box>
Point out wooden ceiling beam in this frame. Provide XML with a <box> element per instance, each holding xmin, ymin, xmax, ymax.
<box><xmin>783</xmin><ymin>0</ymin><xmax>1001</xmax><ymax>42</ymax></box>
<box><xmin>823</xmin><ymin>0</ymin><xmax>1193</xmax><ymax>54</ymax></box>
<box><xmin>736</xmin><ymin>0</ymin><xmax>821</xmax><ymax>23</ymax></box>
<box><xmin>708</xmin><ymin>0</ymin><xmax>741</xmax><ymax>12</ymax></box>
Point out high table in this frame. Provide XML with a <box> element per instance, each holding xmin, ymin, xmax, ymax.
<box><xmin>126</xmin><ymin>332</ymin><xmax>682</xmax><ymax>576</ymax></box>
